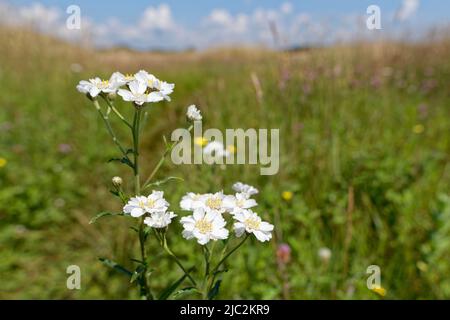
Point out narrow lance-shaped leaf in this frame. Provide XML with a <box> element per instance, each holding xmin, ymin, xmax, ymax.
<box><xmin>158</xmin><ymin>267</ymin><xmax>194</xmax><ymax>300</ymax></box>
<box><xmin>89</xmin><ymin>212</ymin><xmax>124</xmax><ymax>224</ymax></box>
<box><xmin>99</xmin><ymin>258</ymin><xmax>132</xmax><ymax>278</ymax></box>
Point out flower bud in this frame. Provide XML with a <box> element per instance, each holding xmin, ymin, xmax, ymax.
<box><xmin>108</xmin><ymin>92</ymin><xmax>117</xmax><ymax>100</ymax></box>
<box><xmin>186</xmin><ymin>104</ymin><xmax>202</xmax><ymax>122</ymax></box>
<box><xmin>276</xmin><ymin>243</ymin><xmax>291</xmax><ymax>264</ymax></box>
<box><xmin>318</xmin><ymin>247</ymin><xmax>332</xmax><ymax>263</ymax></box>
<box><xmin>112</xmin><ymin>176</ymin><xmax>123</xmax><ymax>187</ymax></box>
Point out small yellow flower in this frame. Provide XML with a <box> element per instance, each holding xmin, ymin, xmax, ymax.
<box><xmin>0</xmin><ymin>157</ymin><xmax>7</xmax><ymax>168</ymax></box>
<box><xmin>227</xmin><ymin>145</ymin><xmax>236</xmax><ymax>154</ymax></box>
<box><xmin>194</xmin><ymin>137</ymin><xmax>208</xmax><ymax>147</ymax></box>
<box><xmin>371</xmin><ymin>286</ymin><xmax>387</xmax><ymax>297</ymax></box>
<box><xmin>417</xmin><ymin>261</ymin><xmax>428</xmax><ymax>272</ymax></box>
<box><xmin>281</xmin><ymin>191</ymin><xmax>293</xmax><ymax>201</ymax></box>
<box><xmin>413</xmin><ymin>124</ymin><xmax>424</xmax><ymax>134</ymax></box>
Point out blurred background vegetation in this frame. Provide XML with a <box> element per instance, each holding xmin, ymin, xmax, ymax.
<box><xmin>0</xmin><ymin>26</ymin><xmax>449</xmax><ymax>299</ymax></box>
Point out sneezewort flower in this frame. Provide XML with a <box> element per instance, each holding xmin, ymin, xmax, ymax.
<box><xmin>144</xmin><ymin>211</ymin><xmax>177</xmax><ymax>228</ymax></box>
<box><xmin>233</xmin><ymin>209</ymin><xmax>274</xmax><ymax>242</ymax></box>
<box><xmin>123</xmin><ymin>190</ymin><xmax>169</xmax><ymax>217</ymax></box>
<box><xmin>134</xmin><ymin>70</ymin><xmax>174</xmax><ymax>102</ymax></box>
<box><xmin>76</xmin><ymin>77</ymin><xmax>116</xmax><ymax>98</ymax></box>
<box><xmin>203</xmin><ymin>141</ymin><xmax>230</xmax><ymax>158</ymax></box>
<box><xmin>117</xmin><ymin>80</ymin><xmax>154</xmax><ymax>105</ymax></box>
<box><xmin>186</xmin><ymin>105</ymin><xmax>202</xmax><ymax>121</ymax></box>
<box><xmin>180</xmin><ymin>207</ymin><xmax>229</xmax><ymax>245</ymax></box>
<box><xmin>200</xmin><ymin>192</ymin><xmax>227</xmax><ymax>214</ymax></box>
<box><xmin>223</xmin><ymin>192</ymin><xmax>258</xmax><ymax>214</ymax></box>
<box><xmin>180</xmin><ymin>192</ymin><xmax>206</xmax><ymax>211</ymax></box>
<box><xmin>232</xmin><ymin>182</ymin><xmax>259</xmax><ymax>196</ymax></box>
<box><xmin>123</xmin><ymin>195</ymin><xmax>151</xmax><ymax>217</ymax></box>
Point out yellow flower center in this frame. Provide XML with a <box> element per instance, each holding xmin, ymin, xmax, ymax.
<box><xmin>206</xmin><ymin>197</ymin><xmax>222</xmax><ymax>210</ymax></box>
<box><xmin>195</xmin><ymin>219</ymin><xmax>213</xmax><ymax>234</ymax></box>
<box><xmin>236</xmin><ymin>199</ymin><xmax>245</xmax><ymax>207</ymax></box>
<box><xmin>244</xmin><ymin>217</ymin><xmax>261</xmax><ymax>230</ymax></box>
<box><xmin>98</xmin><ymin>80</ymin><xmax>109</xmax><ymax>89</ymax></box>
<box><xmin>194</xmin><ymin>137</ymin><xmax>208</xmax><ymax>146</ymax></box>
<box><xmin>0</xmin><ymin>157</ymin><xmax>7</xmax><ymax>168</ymax></box>
<box><xmin>147</xmin><ymin>199</ymin><xmax>155</xmax><ymax>208</ymax></box>
<box><xmin>125</xmin><ymin>74</ymin><xmax>134</xmax><ymax>81</ymax></box>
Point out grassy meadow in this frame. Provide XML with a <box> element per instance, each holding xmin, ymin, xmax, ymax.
<box><xmin>0</xmin><ymin>26</ymin><xmax>450</xmax><ymax>299</ymax></box>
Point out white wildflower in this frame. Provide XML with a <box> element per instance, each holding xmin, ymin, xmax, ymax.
<box><xmin>76</xmin><ymin>77</ymin><xmax>116</xmax><ymax>98</ymax></box>
<box><xmin>134</xmin><ymin>70</ymin><xmax>174</xmax><ymax>102</ymax></box>
<box><xmin>144</xmin><ymin>211</ymin><xmax>177</xmax><ymax>229</ymax></box>
<box><xmin>123</xmin><ymin>195</ymin><xmax>151</xmax><ymax>218</ymax></box>
<box><xmin>180</xmin><ymin>192</ymin><xmax>206</xmax><ymax>211</ymax></box>
<box><xmin>117</xmin><ymin>80</ymin><xmax>151</xmax><ymax>105</ymax></box>
<box><xmin>233</xmin><ymin>209</ymin><xmax>273</xmax><ymax>242</ymax></box>
<box><xmin>203</xmin><ymin>141</ymin><xmax>230</xmax><ymax>158</ymax></box>
<box><xmin>123</xmin><ymin>190</ymin><xmax>169</xmax><ymax>217</ymax></box>
<box><xmin>223</xmin><ymin>192</ymin><xmax>257</xmax><ymax>214</ymax></box>
<box><xmin>186</xmin><ymin>105</ymin><xmax>202</xmax><ymax>121</ymax></box>
<box><xmin>232</xmin><ymin>182</ymin><xmax>258</xmax><ymax>196</ymax></box>
<box><xmin>200</xmin><ymin>191</ymin><xmax>227</xmax><ymax>214</ymax></box>
<box><xmin>180</xmin><ymin>207</ymin><xmax>229</xmax><ymax>245</ymax></box>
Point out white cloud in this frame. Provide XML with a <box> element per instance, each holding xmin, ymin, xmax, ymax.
<box><xmin>280</xmin><ymin>2</ymin><xmax>293</xmax><ymax>15</ymax></box>
<box><xmin>205</xmin><ymin>9</ymin><xmax>248</xmax><ymax>34</ymax></box>
<box><xmin>0</xmin><ymin>0</ymin><xmax>432</xmax><ymax>50</ymax></box>
<box><xmin>395</xmin><ymin>0</ymin><xmax>420</xmax><ymax>21</ymax></box>
<box><xmin>139</xmin><ymin>4</ymin><xmax>176</xmax><ymax>31</ymax></box>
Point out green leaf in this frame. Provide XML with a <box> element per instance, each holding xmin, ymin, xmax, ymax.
<box><xmin>158</xmin><ymin>268</ymin><xmax>194</xmax><ymax>300</ymax></box>
<box><xmin>130</xmin><ymin>265</ymin><xmax>146</xmax><ymax>284</ymax></box>
<box><xmin>89</xmin><ymin>212</ymin><xmax>124</xmax><ymax>224</ymax></box>
<box><xmin>173</xmin><ymin>287</ymin><xmax>200</xmax><ymax>299</ymax></box>
<box><xmin>208</xmin><ymin>280</ymin><xmax>222</xmax><ymax>300</ymax></box>
<box><xmin>99</xmin><ymin>258</ymin><xmax>132</xmax><ymax>277</ymax></box>
<box><xmin>108</xmin><ymin>157</ymin><xmax>134</xmax><ymax>169</ymax></box>
<box><xmin>129</xmin><ymin>226</ymin><xmax>139</xmax><ymax>233</ymax></box>
<box><xmin>142</xmin><ymin>176</ymin><xmax>184</xmax><ymax>191</ymax></box>
<box><xmin>130</xmin><ymin>258</ymin><xmax>145</xmax><ymax>264</ymax></box>
<box><xmin>213</xmin><ymin>268</ymin><xmax>228</xmax><ymax>277</ymax></box>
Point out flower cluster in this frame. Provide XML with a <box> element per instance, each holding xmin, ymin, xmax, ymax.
<box><xmin>121</xmin><ymin>183</ymin><xmax>273</xmax><ymax>244</ymax></box>
<box><xmin>179</xmin><ymin>182</ymin><xmax>274</xmax><ymax>244</ymax></box>
<box><xmin>123</xmin><ymin>190</ymin><xmax>177</xmax><ymax>229</ymax></box>
<box><xmin>77</xmin><ymin>70</ymin><xmax>174</xmax><ymax>105</ymax></box>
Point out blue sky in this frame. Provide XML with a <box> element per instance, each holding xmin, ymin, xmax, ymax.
<box><xmin>2</xmin><ymin>0</ymin><xmax>449</xmax><ymax>49</ymax></box>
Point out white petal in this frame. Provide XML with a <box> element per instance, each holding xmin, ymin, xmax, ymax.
<box><xmin>130</xmin><ymin>207</ymin><xmax>145</xmax><ymax>217</ymax></box>
<box><xmin>117</xmin><ymin>89</ymin><xmax>134</xmax><ymax>101</ymax></box>
<box><xmin>259</xmin><ymin>221</ymin><xmax>274</xmax><ymax>232</ymax></box>
<box><xmin>253</xmin><ymin>230</ymin><xmax>272</xmax><ymax>242</ymax></box>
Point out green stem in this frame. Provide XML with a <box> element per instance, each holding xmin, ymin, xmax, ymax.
<box><xmin>207</xmin><ymin>235</ymin><xmax>249</xmax><ymax>295</ymax></box>
<box><xmin>102</xmin><ymin>95</ymin><xmax>133</xmax><ymax>129</ymax></box>
<box><xmin>131</xmin><ymin>106</ymin><xmax>152</xmax><ymax>299</ymax></box>
<box><xmin>93</xmin><ymin>99</ymin><xmax>131</xmax><ymax>161</ymax></box>
<box><xmin>142</xmin><ymin>125</ymin><xmax>193</xmax><ymax>188</ymax></box>
<box><xmin>160</xmin><ymin>232</ymin><xmax>197</xmax><ymax>286</ymax></box>
<box><xmin>212</xmin><ymin>235</ymin><xmax>249</xmax><ymax>274</ymax></box>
